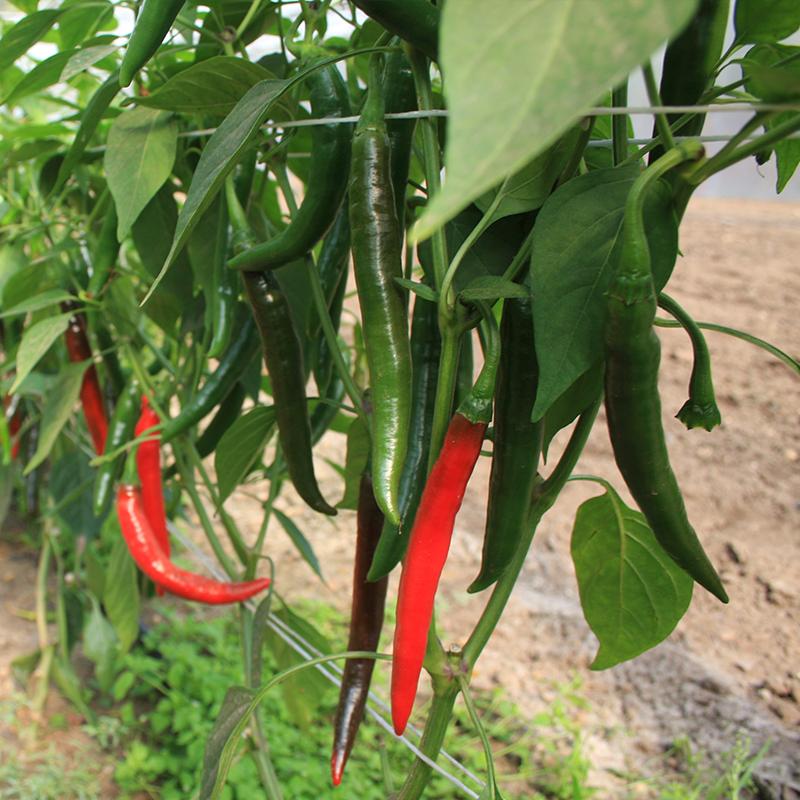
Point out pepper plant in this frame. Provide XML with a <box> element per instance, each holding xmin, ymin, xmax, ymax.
<box><xmin>1</xmin><ymin>0</ymin><xmax>799</xmax><ymax>798</ymax></box>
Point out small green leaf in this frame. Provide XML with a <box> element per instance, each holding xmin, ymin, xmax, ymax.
<box><xmin>0</xmin><ymin>289</ymin><xmax>74</xmax><ymax>318</ymax></box>
<box><xmin>735</xmin><ymin>0</ymin><xmax>800</xmax><ymax>44</ymax></box>
<box><xmin>10</xmin><ymin>312</ymin><xmax>72</xmax><ymax>393</ymax></box>
<box><xmin>338</xmin><ymin>415</ymin><xmax>369</xmax><ymax>510</ymax></box>
<box><xmin>60</xmin><ymin>44</ymin><xmax>118</xmax><ymax>81</ymax></box>
<box><xmin>215</xmin><ymin>406</ymin><xmax>276</xmax><ymax>502</ymax></box>
<box><xmin>104</xmin><ymin>535</ymin><xmax>141</xmax><ymax>655</ymax></box>
<box><xmin>129</xmin><ymin>56</ymin><xmax>274</xmax><ymax>114</ymax></box>
<box><xmin>105</xmin><ymin>107</ymin><xmax>178</xmax><ymax>239</ymax></box>
<box><xmin>24</xmin><ymin>362</ymin><xmax>86</xmax><ymax>475</ymax></box>
<box><xmin>571</xmin><ymin>486</ymin><xmax>693</xmax><ymax>670</ymax></box>
<box><xmin>0</xmin><ymin>10</ymin><xmax>63</xmax><ymax>73</ymax></box>
<box><xmin>273</xmin><ymin>508</ymin><xmax>323</xmax><ymax>580</ymax></box>
<box><xmin>459</xmin><ymin>276</ymin><xmax>529</xmax><ymax>303</ymax></box>
<box><xmin>394</xmin><ymin>277</ymin><xmax>438</xmax><ymax>303</ymax></box>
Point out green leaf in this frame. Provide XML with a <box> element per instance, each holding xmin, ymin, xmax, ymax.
<box><xmin>459</xmin><ymin>276</ymin><xmax>529</xmax><ymax>303</ymax></box>
<box><xmin>273</xmin><ymin>508</ymin><xmax>323</xmax><ymax>580</ymax></box>
<box><xmin>0</xmin><ymin>10</ymin><xmax>63</xmax><ymax>73</ymax></box>
<box><xmin>60</xmin><ymin>44</ymin><xmax>118</xmax><ymax>81</ymax></box>
<box><xmin>337</xmin><ymin>415</ymin><xmax>369</xmax><ymax>510</ymax></box>
<box><xmin>0</xmin><ymin>289</ymin><xmax>74</xmax><ymax>318</ymax></box>
<box><xmin>215</xmin><ymin>406</ymin><xmax>276</xmax><ymax>502</ymax></box>
<box><xmin>83</xmin><ymin>599</ymin><xmax>118</xmax><ymax>693</ymax></box>
<box><xmin>104</xmin><ymin>535</ymin><xmax>141</xmax><ymax>655</ymax></box>
<box><xmin>104</xmin><ymin>107</ymin><xmax>178</xmax><ymax>240</ymax></box>
<box><xmin>735</xmin><ymin>0</ymin><xmax>800</xmax><ymax>44</ymax></box>
<box><xmin>10</xmin><ymin>312</ymin><xmax>72</xmax><ymax>394</ymax></box>
<box><xmin>413</xmin><ymin>0</ymin><xmax>699</xmax><ymax>240</ymax></box>
<box><xmin>50</xmin><ymin>450</ymin><xmax>102</xmax><ymax>538</ymax></box>
<box><xmin>571</xmin><ymin>486</ymin><xmax>693</xmax><ymax>669</ymax></box>
<box><xmin>145</xmin><ymin>78</ymin><xmax>292</xmax><ymax>304</ymax></box>
<box><xmin>2</xmin><ymin>50</ymin><xmax>76</xmax><ymax>106</ymax></box>
<box><xmin>394</xmin><ymin>277</ymin><xmax>438</xmax><ymax>303</ymax></box>
<box><xmin>742</xmin><ymin>43</ymin><xmax>800</xmax><ymax>101</ymax></box>
<box><xmin>200</xmin><ymin>686</ymin><xmax>256</xmax><ymax>800</ymax></box>
<box><xmin>24</xmin><ymin>362</ymin><xmax>86</xmax><ymax>475</ymax></box>
<box><xmin>129</xmin><ymin>56</ymin><xmax>274</xmax><ymax>114</ymax></box>
<box><xmin>530</xmin><ymin>167</ymin><xmax>678</xmax><ymax>421</ymax></box>
<box><xmin>772</xmin><ymin>113</ymin><xmax>800</xmax><ymax>192</ymax></box>
<box><xmin>0</xmin><ymin>463</ymin><xmax>11</xmax><ymax>532</ymax></box>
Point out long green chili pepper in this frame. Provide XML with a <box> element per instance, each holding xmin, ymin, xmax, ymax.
<box><xmin>353</xmin><ymin>0</ymin><xmax>440</xmax><ymax>61</ymax></box>
<box><xmin>330</xmin><ymin>472</ymin><xmax>388</xmax><ymax>786</ymax></box>
<box><xmin>454</xmin><ymin>331</ymin><xmax>474</xmax><ymax>412</ymax></box>
<box><xmin>604</xmin><ymin>143</ymin><xmax>728</xmax><ymax>603</ymax></box>
<box><xmin>160</xmin><ymin>315</ymin><xmax>260</xmax><ymax>444</ymax></box>
<box><xmin>119</xmin><ymin>0</ymin><xmax>186</xmax><ymax>87</ymax></box>
<box><xmin>228</xmin><ymin>65</ymin><xmax>352</xmax><ymax>273</ymax></box>
<box><xmin>93</xmin><ymin>377</ymin><xmax>142</xmax><ymax>517</ymax></box>
<box><xmin>87</xmin><ymin>202</ymin><xmax>119</xmax><ymax>298</ymax></box>
<box><xmin>242</xmin><ymin>270</ymin><xmax>336</xmax><ymax>516</ymax></box>
<box><xmin>349</xmin><ymin>61</ymin><xmax>412</xmax><ymax>525</ymax></box>
<box><xmin>384</xmin><ymin>49</ymin><xmax>417</xmax><ymax>228</ymax></box>
<box><xmin>469</xmin><ymin>297</ymin><xmax>543</xmax><ymax>593</ymax></box>
<box><xmin>658</xmin><ymin>293</ymin><xmax>722</xmax><ymax>431</ymax></box>
<box><xmin>207</xmin><ymin>197</ymin><xmax>237</xmax><ymax>359</ymax></box>
<box><xmin>367</xmin><ymin>292</ymin><xmax>440</xmax><ymax>582</ymax></box>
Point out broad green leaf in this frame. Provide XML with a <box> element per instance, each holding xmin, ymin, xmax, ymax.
<box><xmin>734</xmin><ymin>0</ymin><xmax>800</xmax><ymax>43</ymax></box>
<box><xmin>104</xmin><ymin>107</ymin><xmax>178</xmax><ymax>239</ymax></box>
<box><xmin>200</xmin><ymin>686</ymin><xmax>256</xmax><ymax>800</ymax></box>
<box><xmin>60</xmin><ymin>44</ymin><xmax>118</xmax><ymax>81</ymax></box>
<box><xmin>215</xmin><ymin>406</ymin><xmax>276</xmax><ymax>502</ymax></box>
<box><xmin>772</xmin><ymin>113</ymin><xmax>800</xmax><ymax>192</ymax></box>
<box><xmin>0</xmin><ymin>10</ymin><xmax>63</xmax><ymax>73</ymax></box>
<box><xmin>83</xmin><ymin>599</ymin><xmax>118</xmax><ymax>692</ymax></box>
<box><xmin>530</xmin><ymin>167</ymin><xmax>678</xmax><ymax>421</ymax></box>
<box><xmin>58</xmin><ymin>2</ymin><xmax>114</xmax><ymax>49</ymax></box>
<box><xmin>413</xmin><ymin>0</ymin><xmax>698</xmax><ymax>240</ymax></box>
<box><xmin>130</xmin><ymin>56</ymin><xmax>274</xmax><ymax>114</ymax></box>
<box><xmin>145</xmin><ymin>78</ymin><xmax>292</xmax><ymax>304</ymax></box>
<box><xmin>50</xmin><ymin>450</ymin><xmax>102</xmax><ymax>538</ymax></box>
<box><xmin>273</xmin><ymin>508</ymin><xmax>323</xmax><ymax>580</ymax></box>
<box><xmin>0</xmin><ymin>289</ymin><xmax>73</xmax><ymax>318</ymax></box>
<box><xmin>459</xmin><ymin>276</ymin><xmax>529</xmax><ymax>303</ymax></box>
<box><xmin>742</xmin><ymin>43</ymin><xmax>800</xmax><ymax>101</ymax></box>
<box><xmin>337</xmin><ymin>415</ymin><xmax>369</xmax><ymax>510</ymax></box>
<box><xmin>104</xmin><ymin>535</ymin><xmax>140</xmax><ymax>654</ymax></box>
<box><xmin>53</xmin><ymin>71</ymin><xmax>120</xmax><ymax>195</ymax></box>
<box><xmin>571</xmin><ymin>486</ymin><xmax>693</xmax><ymax>669</ymax></box>
<box><xmin>24</xmin><ymin>362</ymin><xmax>86</xmax><ymax>475</ymax></box>
<box><xmin>2</xmin><ymin>50</ymin><xmax>76</xmax><ymax>106</ymax></box>
<box><xmin>10</xmin><ymin>313</ymin><xmax>72</xmax><ymax>393</ymax></box>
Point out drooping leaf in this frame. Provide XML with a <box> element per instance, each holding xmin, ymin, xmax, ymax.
<box><xmin>215</xmin><ymin>406</ymin><xmax>276</xmax><ymax>502</ymax></box>
<box><xmin>337</xmin><ymin>415</ymin><xmax>370</xmax><ymax>510</ymax></box>
<box><xmin>734</xmin><ymin>0</ymin><xmax>800</xmax><ymax>44</ymax></box>
<box><xmin>103</xmin><ymin>535</ymin><xmax>140</xmax><ymax>654</ymax></box>
<box><xmin>273</xmin><ymin>508</ymin><xmax>324</xmax><ymax>580</ymax></box>
<box><xmin>413</xmin><ymin>0</ymin><xmax>699</xmax><ymax>240</ymax></box>
<box><xmin>0</xmin><ymin>10</ymin><xmax>63</xmax><ymax>73</ymax></box>
<box><xmin>10</xmin><ymin>313</ymin><xmax>72</xmax><ymax>394</ymax></box>
<box><xmin>571</xmin><ymin>486</ymin><xmax>693</xmax><ymax>670</ymax></box>
<box><xmin>530</xmin><ymin>167</ymin><xmax>678</xmax><ymax>420</ymax></box>
<box><xmin>104</xmin><ymin>107</ymin><xmax>178</xmax><ymax>239</ymax></box>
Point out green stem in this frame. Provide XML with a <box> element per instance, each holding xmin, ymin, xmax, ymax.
<box><xmin>612</xmin><ymin>82</ymin><xmax>629</xmax><ymax>166</ymax></box>
<box><xmin>463</xmin><ymin>396</ymin><xmax>600</xmax><ymax>666</ymax></box>
<box><xmin>501</xmin><ymin>226</ymin><xmax>536</xmax><ymax>283</ymax></box>
<box><xmin>248</xmin><ymin>471</ymin><xmax>283</xmax><ymax>579</ymax></box>
<box><xmin>643</xmin><ymin>62</ymin><xmax>675</xmax><ymax>151</ymax></box>
<box><xmin>458</xmin><ymin>675</ymin><xmax>498</xmax><ymax>799</ymax></box>
<box><xmin>273</xmin><ymin>162</ymin><xmax>299</xmax><ymax>217</ymax></box>
<box><xmin>427</xmin><ymin>328</ymin><xmax>460</xmax><ymax>469</ymax></box>
<box><xmin>35</xmin><ymin>534</ymin><xmax>52</xmax><ymax>650</ymax></box>
<box><xmin>235</xmin><ymin>0</ymin><xmax>263</xmax><ymax>38</ymax></box>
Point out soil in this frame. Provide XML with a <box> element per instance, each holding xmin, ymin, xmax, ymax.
<box><xmin>1</xmin><ymin>197</ymin><xmax>799</xmax><ymax>798</ymax></box>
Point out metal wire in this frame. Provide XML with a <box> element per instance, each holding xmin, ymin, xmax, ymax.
<box><xmin>167</xmin><ymin>522</ymin><xmax>485</xmax><ymax>798</ymax></box>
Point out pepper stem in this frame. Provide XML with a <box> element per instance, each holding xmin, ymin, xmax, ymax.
<box><xmin>456</xmin><ymin>302</ymin><xmax>500</xmax><ymax>425</ymax></box>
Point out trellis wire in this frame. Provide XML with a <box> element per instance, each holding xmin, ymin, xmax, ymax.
<box><xmin>167</xmin><ymin>522</ymin><xmax>485</xmax><ymax>799</ymax></box>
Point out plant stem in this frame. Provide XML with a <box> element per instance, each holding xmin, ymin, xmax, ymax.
<box><xmin>458</xmin><ymin>675</ymin><xmax>498</xmax><ymax>799</ymax></box>
<box><xmin>643</xmin><ymin>62</ymin><xmax>675</xmax><ymax>152</ymax></box>
<box><xmin>612</xmin><ymin>82</ymin><xmax>629</xmax><ymax>166</ymax></box>
<box><xmin>427</xmin><ymin>328</ymin><xmax>460</xmax><ymax>469</ymax></box>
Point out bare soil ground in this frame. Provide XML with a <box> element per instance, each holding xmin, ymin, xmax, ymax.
<box><xmin>1</xmin><ymin>197</ymin><xmax>798</xmax><ymax>797</ymax></box>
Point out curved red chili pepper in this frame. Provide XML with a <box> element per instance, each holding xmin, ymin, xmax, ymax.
<box><xmin>4</xmin><ymin>395</ymin><xmax>22</xmax><ymax>460</ymax></box>
<box><xmin>390</xmin><ymin>413</ymin><xmax>487</xmax><ymax>735</ymax></box>
<box><xmin>116</xmin><ymin>484</ymin><xmax>270</xmax><ymax>604</ymax></box>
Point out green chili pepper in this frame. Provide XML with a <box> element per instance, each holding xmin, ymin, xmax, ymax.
<box><xmin>368</xmin><ymin>292</ymin><xmax>440</xmax><ymax>581</ymax></box>
<box><xmin>207</xmin><ymin>197</ymin><xmax>237</xmax><ymax>359</ymax></box>
<box><xmin>93</xmin><ymin>377</ymin><xmax>142</xmax><ymax>517</ymax></box>
<box><xmin>454</xmin><ymin>331</ymin><xmax>474</xmax><ymax>412</ymax></box>
<box><xmin>229</xmin><ymin>65</ymin><xmax>352</xmax><ymax>273</ymax></box>
<box><xmin>353</xmin><ymin>0</ymin><xmax>440</xmax><ymax>61</ymax></box>
<box><xmin>88</xmin><ymin>202</ymin><xmax>119</xmax><ymax>299</ymax></box>
<box><xmin>349</xmin><ymin>62</ymin><xmax>412</xmax><ymax>525</ymax></box>
<box><xmin>243</xmin><ymin>270</ymin><xmax>336</xmax><ymax>516</ymax></box>
<box><xmin>604</xmin><ymin>144</ymin><xmax>728</xmax><ymax>603</ymax></box>
<box><xmin>658</xmin><ymin>293</ymin><xmax>722</xmax><ymax>431</ymax></box>
<box><xmin>160</xmin><ymin>315</ymin><xmax>260</xmax><ymax>444</ymax></box>
<box><xmin>469</xmin><ymin>297</ymin><xmax>542</xmax><ymax>593</ymax></box>
<box><xmin>119</xmin><ymin>0</ymin><xmax>186</xmax><ymax>87</ymax></box>
<box><xmin>384</xmin><ymin>50</ymin><xmax>417</xmax><ymax>228</ymax></box>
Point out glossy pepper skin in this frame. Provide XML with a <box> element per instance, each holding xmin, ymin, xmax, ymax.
<box><xmin>116</xmin><ymin>484</ymin><xmax>270</xmax><ymax>603</ymax></box>
<box><xmin>93</xmin><ymin>377</ymin><xmax>141</xmax><ymax>517</ymax></box>
<box><xmin>119</xmin><ymin>0</ymin><xmax>186</xmax><ymax>87</ymax></box>
<box><xmin>469</xmin><ymin>298</ymin><xmax>543</xmax><ymax>593</ymax></box>
<box><xmin>604</xmin><ymin>144</ymin><xmax>728</xmax><ymax>604</ymax></box>
<box><xmin>63</xmin><ymin>309</ymin><xmax>108</xmax><ymax>454</ymax></box>
<box><xmin>160</xmin><ymin>315</ymin><xmax>259</xmax><ymax>444</ymax></box>
<box><xmin>330</xmin><ymin>474</ymin><xmax>388</xmax><ymax>786</ymax></box>
<box><xmin>391</xmin><ymin>413</ymin><xmax>487</xmax><ymax>735</ymax></box>
<box><xmin>353</xmin><ymin>0</ymin><xmax>440</xmax><ymax>61</ymax></box>
<box><xmin>349</xmin><ymin>70</ymin><xmax>412</xmax><ymax>525</ymax></box>
<box><xmin>135</xmin><ymin>397</ymin><xmax>169</xmax><ymax>565</ymax></box>
<box><xmin>228</xmin><ymin>65</ymin><xmax>352</xmax><ymax>273</ymax></box>
<box><xmin>243</xmin><ymin>270</ymin><xmax>336</xmax><ymax>515</ymax></box>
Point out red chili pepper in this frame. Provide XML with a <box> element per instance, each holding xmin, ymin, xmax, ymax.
<box><xmin>134</xmin><ymin>396</ymin><xmax>169</xmax><ymax>596</ymax></box>
<box><xmin>63</xmin><ymin>311</ymin><xmax>108</xmax><ymax>453</ymax></box>
<box><xmin>4</xmin><ymin>395</ymin><xmax>22</xmax><ymax>460</ymax></box>
<box><xmin>390</xmin><ymin>412</ymin><xmax>487</xmax><ymax>735</ymax></box>
<box><xmin>116</xmin><ymin>484</ymin><xmax>271</xmax><ymax>604</ymax></box>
